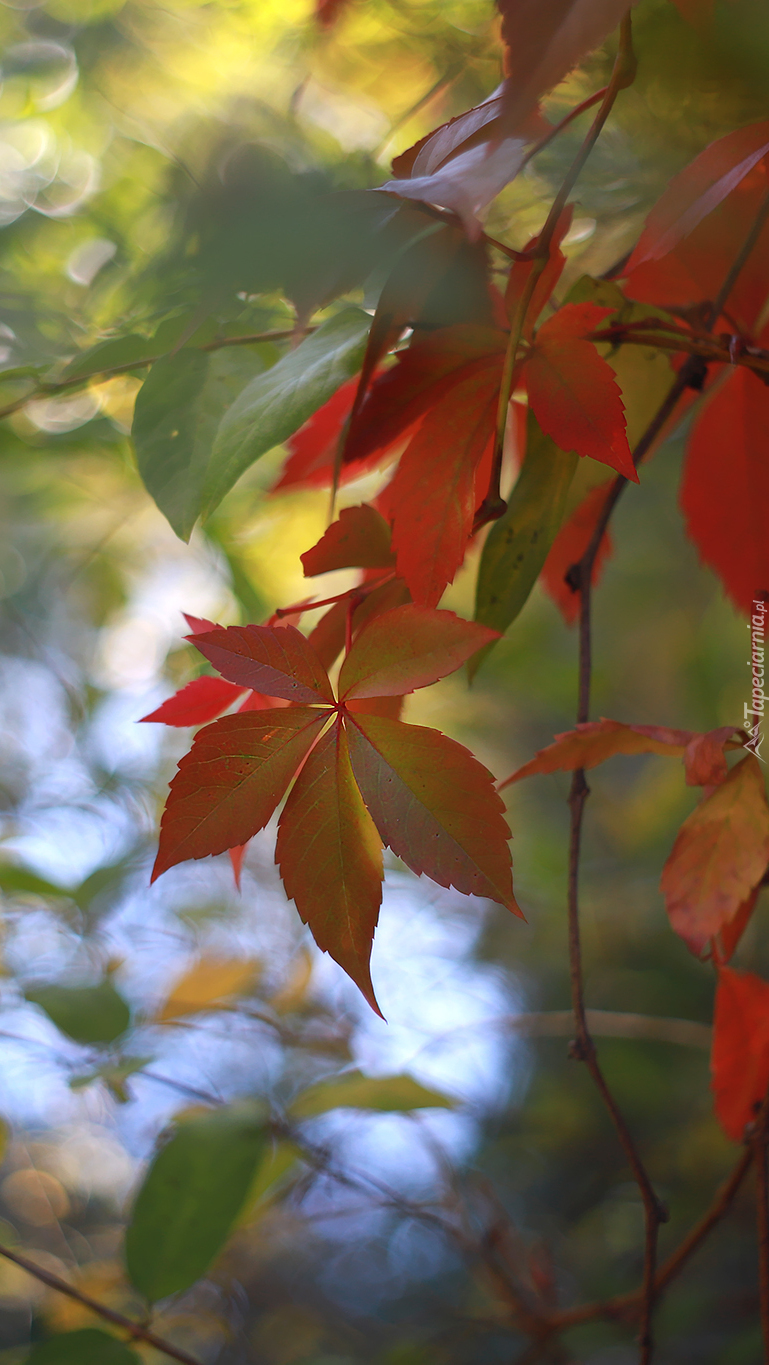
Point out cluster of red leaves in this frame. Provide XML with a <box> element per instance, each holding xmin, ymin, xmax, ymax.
<box><xmin>144</xmin><ymin>604</ymin><xmax>521</xmax><ymax>1014</ymax></box>
<box><xmin>501</xmin><ymin>718</ymin><xmax>769</xmax><ymax>1139</ymax></box>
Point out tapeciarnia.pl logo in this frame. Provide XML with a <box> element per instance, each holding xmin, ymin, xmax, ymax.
<box><xmin>744</xmin><ymin>598</ymin><xmax>767</xmax><ymax>762</ymax></box>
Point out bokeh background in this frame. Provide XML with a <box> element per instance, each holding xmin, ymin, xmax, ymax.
<box><xmin>0</xmin><ymin>0</ymin><xmax>767</xmax><ymax>1360</ymax></box>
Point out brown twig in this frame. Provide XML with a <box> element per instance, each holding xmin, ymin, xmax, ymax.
<box><xmin>0</xmin><ymin>1243</ymin><xmax>202</xmax><ymax>1365</ymax></box>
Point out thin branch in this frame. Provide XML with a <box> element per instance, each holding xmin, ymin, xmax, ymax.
<box><xmin>0</xmin><ymin>1243</ymin><xmax>202</xmax><ymax>1365</ymax></box>
<box><xmin>507</xmin><ymin>1009</ymin><xmax>711</xmax><ymax>1049</ymax></box>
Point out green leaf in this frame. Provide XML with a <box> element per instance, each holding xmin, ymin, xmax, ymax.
<box><xmin>61</xmin><ymin>335</ymin><xmax>156</xmax><ymax>382</ymax></box>
<box><xmin>203</xmin><ymin>308</ymin><xmax>371</xmax><ymax>519</ymax></box>
<box><xmin>25</xmin><ymin>1329</ymin><xmax>140</xmax><ymax>1365</ymax></box>
<box><xmin>125</xmin><ymin>1101</ymin><xmax>267</xmax><ymax>1302</ymax></box>
<box><xmin>132</xmin><ymin>347</ymin><xmax>268</xmax><ymax>541</ymax></box>
<box><xmin>70</xmin><ymin>1056</ymin><xmax>150</xmax><ymax>1103</ymax></box>
<box><xmin>26</xmin><ymin>981</ymin><xmax>131</xmax><ymax>1045</ymax></box>
<box><xmin>288</xmin><ymin>1070</ymin><xmax>456</xmax><ymax>1118</ymax></box>
<box><xmin>473</xmin><ymin>410</ymin><xmax>578</xmax><ymax>674</ymax></box>
<box><xmin>0</xmin><ymin>864</ymin><xmax>69</xmax><ymax>899</ymax></box>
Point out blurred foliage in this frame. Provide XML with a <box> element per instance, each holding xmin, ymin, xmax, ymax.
<box><xmin>0</xmin><ymin>0</ymin><xmax>763</xmax><ymax>1362</ymax></box>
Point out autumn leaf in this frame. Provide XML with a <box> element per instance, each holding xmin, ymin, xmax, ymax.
<box><xmin>190</xmin><ymin>623</ymin><xmax>336</xmax><ymax>704</ymax></box>
<box><xmin>661</xmin><ymin>755</ymin><xmax>769</xmax><ymax>955</ymax></box>
<box><xmin>301</xmin><ymin>505</ymin><xmax>394</xmax><ymax>577</ymax></box>
<box><xmin>540</xmin><ymin>480</ymin><xmax>614</xmax><ymax>626</ymax></box>
<box><xmin>625</xmin><ymin>120</ymin><xmax>769</xmax><ymax>270</ymax></box>
<box><xmin>623</xmin><ymin>165</ymin><xmax>769</xmax><ymax>336</ymax></box>
<box><xmin>277</xmin><ymin>722</ymin><xmax>385</xmax><ymax>1014</ymax></box>
<box><xmin>524</xmin><ymin>303</ymin><xmax>637</xmax><ymax>480</ymax></box>
<box><xmin>505</xmin><ymin>206</ymin><xmax>573</xmax><ymax>335</ymax></box>
<box><xmin>496</xmin><ymin>0</ymin><xmax>631</xmax><ymax>136</ymax></box>
<box><xmin>274</xmin><ymin>377</ymin><xmax>385</xmax><ymax>492</ymax></box>
<box><xmin>712</xmin><ymin>965</ymin><xmax>769</xmax><ymax>1141</ymax></box>
<box><xmin>499</xmin><ymin>718</ymin><xmax>742</xmax><ymax>790</ymax></box>
<box><xmin>338</xmin><ymin>604</ymin><xmax>498</xmax><ymax>699</ymax></box>
<box><xmin>378</xmin><ymin>365</ymin><xmax>500</xmax><ymax>606</ymax></box>
<box><xmin>344</xmin><ymin>325</ymin><xmax>506</xmax><ymax>470</ymax></box>
<box><xmin>151</xmin><ymin>606</ymin><xmax>518</xmax><ymax>1007</ymax></box>
<box><xmin>151</xmin><ymin>708</ymin><xmax>328</xmax><ymax>881</ymax></box>
<box><xmin>347</xmin><ymin>712</ymin><xmax>521</xmax><ymax>914</ymax></box>
<box><xmin>680</xmin><ymin>366</ymin><xmax>769</xmax><ymax>614</ymax></box>
<box><xmin>140</xmin><ymin>676</ymin><xmax>248</xmax><ymax>727</ymax></box>
<box><xmin>156</xmin><ymin>957</ymin><xmax>260</xmax><ymax>1022</ymax></box>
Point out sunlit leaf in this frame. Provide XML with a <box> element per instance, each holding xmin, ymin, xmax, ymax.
<box><xmin>289</xmin><ymin>1069</ymin><xmax>456</xmax><ymax>1118</ymax></box>
<box><xmin>156</xmin><ymin>957</ymin><xmax>260</xmax><ymax>1022</ymax></box>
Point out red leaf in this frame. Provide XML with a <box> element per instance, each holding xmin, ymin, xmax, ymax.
<box><xmin>680</xmin><ymin>367</ymin><xmax>769</xmax><ymax>614</ymax></box>
<box><xmin>625</xmin><ymin>120</ymin><xmax>769</xmax><ymax>271</ymax></box>
<box><xmin>277</xmin><ymin>720</ymin><xmax>384</xmax><ymax>1015</ymax></box>
<box><xmin>308</xmin><ymin>578</ymin><xmax>411</xmax><ymax>674</ymax></box>
<box><xmin>140</xmin><ymin>676</ymin><xmax>247</xmax><ymax>727</ymax></box>
<box><xmin>183</xmin><ymin>613</ymin><xmax>217</xmax><ymax>635</ymax></box>
<box><xmin>152</xmin><ymin>708</ymin><xmax>328</xmax><ymax>881</ymax></box>
<box><xmin>347</xmin><ymin>712</ymin><xmax>520</xmax><ymax>913</ymax></box>
<box><xmin>344</xmin><ymin>326</ymin><xmax>507</xmax><ymax>469</ymax></box>
<box><xmin>525</xmin><ymin>304</ymin><xmax>636</xmax><ymax>480</ymax></box>
<box><xmin>499</xmin><ymin>718</ymin><xmax>697</xmax><ymax>789</ymax></box>
<box><xmin>661</xmin><ymin>754</ymin><xmax>769</xmax><ymax>955</ymax></box>
<box><xmin>501</xmin><ymin>717</ymin><xmax>743</xmax><ymax>790</ymax></box>
<box><xmin>714</xmin><ymin>885</ymin><xmax>761</xmax><ymax>964</ymax></box>
<box><xmin>237</xmin><ymin>691</ymin><xmax>288</xmax><ymax>712</ymax></box>
<box><xmin>683</xmin><ymin>726</ymin><xmax>737</xmax><ymax>788</ymax></box>
<box><xmin>339</xmin><ymin>604</ymin><xmax>498</xmax><ymax>700</ymax></box>
<box><xmin>623</xmin><ymin>167</ymin><xmax>769</xmax><ymax>336</ymax></box>
<box><xmin>712</xmin><ymin>965</ymin><xmax>769</xmax><ymax>1141</ymax></box>
<box><xmin>315</xmin><ymin>0</ymin><xmax>350</xmax><ymax>27</ymax></box>
<box><xmin>505</xmin><ymin>206</ymin><xmax>573</xmax><ymax>335</ymax></box>
<box><xmin>301</xmin><ymin>505</ymin><xmax>394</xmax><ymax>577</ymax></box>
<box><xmin>540</xmin><ymin>481</ymin><xmax>614</xmax><ymax>625</ymax></box>
<box><xmin>381</xmin><ymin>362</ymin><xmax>501</xmax><ymax>606</ymax></box>
<box><xmin>496</xmin><ymin>0</ymin><xmax>631</xmax><ymax>136</ymax></box>
<box><xmin>274</xmin><ymin>377</ymin><xmax>384</xmax><ymax>492</ymax></box>
<box><xmin>190</xmin><ymin>623</ymin><xmax>335</xmax><ymax>705</ymax></box>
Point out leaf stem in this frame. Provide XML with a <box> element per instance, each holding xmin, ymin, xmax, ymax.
<box><xmin>0</xmin><ymin>1243</ymin><xmax>202</xmax><ymax>1365</ymax></box>
<box><xmin>476</xmin><ymin>15</ymin><xmax>635</xmax><ymax>524</ymax></box>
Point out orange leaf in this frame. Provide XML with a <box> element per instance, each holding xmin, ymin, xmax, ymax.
<box><xmin>152</xmin><ymin>708</ymin><xmax>328</xmax><ymax>881</ymax></box>
<box><xmin>505</xmin><ymin>206</ymin><xmax>573</xmax><ymax>336</ymax></box>
<box><xmin>277</xmin><ymin>720</ymin><xmax>384</xmax><ymax>1015</ymax></box>
<box><xmin>347</xmin><ymin>712</ymin><xmax>520</xmax><ymax>914</ymax></box>
<box><xmin>301</xmin><ymin>505</ymin><xmax>394</xmax><ymax>577</ymax></box>
<box><xmin>712</xmin><ymin>964</ymin><xmax>769</xmax><ymax>1141</ymax></box>
<box><xmin>661</xmin><ymin>755</ymin><xmax>769</xmax><ymax>955</ymax></box>
<box><xmin>499</xmin><ymin>718</ymin><xmax>696</xmax><ymax>789</ymax></box>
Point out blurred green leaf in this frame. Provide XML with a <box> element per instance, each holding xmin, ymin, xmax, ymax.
<box><xmin>26</xmin><ymin>981</ymin><xmax>131</xmax><ymax>1045</ymax></box>
<box><xmin>473</xmin><ymin>411</ymin><xmax>577</xmax><ymax>674</ymax></box>
<box><xmin>203</xmin><ymin>308</ymin><xmax>371</xmax><ymax>518</ymax></box>
<box><xmin>0</xmin><ymin>866</ymin><xmax>69</xmax><ymax>899</ymax></box>
<box><xmin>70</xmin><ymin>1056</ymin><xmax>150</xmax><ymax>1102</ymax></box>
<box><xmin>125</xmin><ymin>1101</ymin><xmax>267</xmax><ymax>1302</ymax></box>
<box><xmin>60</xmin><ymin>336</ymin><xmax>156</xmax><ymax>382</ymax></box>
<box><xmin>289</xmin><ymin>1070</ymin><xmax>456</xmax><ymax>1119</ymax></box>
<box><xmin>132</xmin><ymin>346</ymin><xmax>269</xmax><ymax>540</ymax></box>
<box><xmin>25</xmin><ymin>1329</ymin><xmax>140</xmax><ymax>1364</ymax></box>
